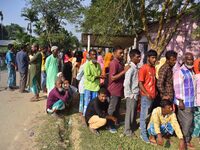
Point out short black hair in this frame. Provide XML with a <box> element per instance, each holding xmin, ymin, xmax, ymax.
<box><xmin>129</xmin><ymin>49</ymin><xmax>141</xmax><ymax>58</ymax></box>
<box><xmin>146</xmin><ymin>49</ymin><xmax>157</xmax><ymax>57</ymax></box>
<box><xmin>113</xmin><ymin>45</ymin><xmax>123</xmax><ymax>52</ymax></box>
<box><xmin>8</xmin><ymin>44</ymin><xmax>14</xmax><ymax>50</ymax></box>
<box><xmin>89</xmin><ymin>49</ymin><xmax>97</xmax><ymax>55</ymax></box>
<box><xmin>160</xmin><ymin>100</ymin><xmax>173</xmax><ymax>108</ymax></box>
<box><xmin>98</xmin><ymin>87</ymin><xmax>107</xmax><ymax>95</ymax></box>
<box><xmin>165</xmin><ymin>50</ymin><xmax>177</xmax><ymax>60</ymax></box>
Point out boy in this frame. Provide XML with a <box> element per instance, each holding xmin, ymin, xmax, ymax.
<box><xmin>147</xmin><ymin>100</ymin><xmax>185</xmax><ymax>149</ymax></box>
<box><xmin>85</xmin><ymin>87</ymin><xmax>117</xmax><ymax>135</ymax></box>
<box><xmin>139</xmin><ymin>50</ymin><xmax>157</xmax><ymax>143</ymax></box>
<box><xmin>123</xmin><ymin>49</ymin><xmax>141</xmax><ymax>136</ymax></box>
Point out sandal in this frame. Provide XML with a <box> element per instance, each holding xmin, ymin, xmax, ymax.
<box><xmin>186</xmin><ymin>143</ymin><xmax>195</xmax><ymax>150</ymax></box>
<box><xmin>149</xmin><ymin>135</ymin><xmax>157</xmax><ymax>145</ymax></box>
<box><xmin>30</xmin><ymin>96</ymin><xmax>39</xmax><ymax>102</ymax></box>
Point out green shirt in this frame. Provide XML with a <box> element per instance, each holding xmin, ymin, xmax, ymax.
<box><xmin>84</xmin><ymin>61</ymin><xmax>101</xmax><ymax>91</ymax></box>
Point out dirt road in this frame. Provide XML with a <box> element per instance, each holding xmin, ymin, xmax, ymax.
<box><xmin>0</xmin><ymin>70</ymin><xmax>46</xmax><ymax>150</ymax></box>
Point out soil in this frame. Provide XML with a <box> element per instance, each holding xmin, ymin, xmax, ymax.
<box><xmin>0</xmin><ymin>71</ymin><xmax>46</xmax><ymax>150</ymax></box>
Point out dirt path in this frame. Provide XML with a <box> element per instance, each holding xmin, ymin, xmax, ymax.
<box><xmin>0</xmin><ymin>71</ymin><xmax>46</xmax><ymax>150</ymax></box>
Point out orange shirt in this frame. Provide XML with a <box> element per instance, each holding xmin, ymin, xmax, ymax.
<box><xmin>139</xmin><ymin>64</ymin><xmax>156</xmax><ymax>99</ymax></box>
<box><xmin>194</xmin><ymin>58</ymin><xmax>200</xmax><ymax>74</ymax></box>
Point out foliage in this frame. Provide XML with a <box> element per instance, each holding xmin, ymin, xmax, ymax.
<box><xmin>82</xmin><ymin>0</ymin><xmax>142</xmax><ymax>43</ymax></box>
<box><xmin>82</xmin><ymin>0</ymin><xmax>200</xmax><ymax>55</ymax></box>
<box><xmin>192</xmin><ymin>26</ymin><xmax>200</xmax><ymax>39</ymax></box>
<box><xmin>0</xmin><ymin>23</ymin><xmax>36</xmax><ymax>44</ymax></box>
<box><xmin>24</xmin><ymin>0</ymin><xmax>83</xmax><ymax>46</ymax></box>
<box><xmin>21</xmin><ymin>8</ymin><xmax>38</xmax><ymax>35</ymax></box>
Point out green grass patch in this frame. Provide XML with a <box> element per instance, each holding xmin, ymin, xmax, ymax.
<box><xmin>35</xmin><ymin>115</ymin><xmax>72</xmax><ymax>150</ymax></box>
<box><xmin>79</xmin><ymin>121</ymin><xmax>200</xmax><ymax>150</ymax></box>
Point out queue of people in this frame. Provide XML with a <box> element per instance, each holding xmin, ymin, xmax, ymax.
<box><xmin>4</xmin><ymin>43</ymin><xmax>200</xmax><ymax>150</ymax></box>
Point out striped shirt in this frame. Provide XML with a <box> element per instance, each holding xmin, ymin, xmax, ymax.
<box><xmin>173</xmin><ymin>65</ymin><xmax>195</xmax><ymax>107</ymax></box>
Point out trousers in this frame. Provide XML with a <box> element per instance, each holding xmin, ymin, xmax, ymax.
<box><xmin>19</xmin><ymin>72</ymin><xmax>27</xmax><ymax>92</ymax></box>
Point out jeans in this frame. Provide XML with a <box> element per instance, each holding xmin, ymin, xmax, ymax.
<box><xmin>41</xmin><ymin>71</ymin><xmax>46</xmax><ymax>91</ymax></box>
<box><xmin>83</xmin><ymin>90</ymin><xmax>98</xmax><ymax>116</ymax></box>
<box><xmin>79</xmin><ymin>93</ymin><xmax>84</xmax><ymax>113</ymax></box>
<box><xmin>140</xmin><ymin>96</ymin><xmax>153</xmax><ymax>139</ymax></box>
<box><xmin>7</xmin><ymin>65</ymin><xmax>16</xmax><ymax>87</ymax></box>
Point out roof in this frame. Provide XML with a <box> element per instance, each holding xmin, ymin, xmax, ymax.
<box><xmin>81</xmin><ymin>33</ymin><xmax>135</xmax><ymax>49</ymax></box>
<box><xmin>0</xmin><ymin>40</ymin><xmax>15</xmax><ymax>46</ymax></box>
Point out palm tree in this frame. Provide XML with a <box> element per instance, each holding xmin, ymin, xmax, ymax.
<box><xmin>21</xmin><ymin>8</ymin><xmax>38</xmax><ymax>36</ymax></box>
<box><xmin>0</xmin><ymin>11</ymin><xmax>3</xmax><ymax>40</ymax></box>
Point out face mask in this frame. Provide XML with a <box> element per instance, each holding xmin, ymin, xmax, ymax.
<box><xmin>58</xmin><ymin>87</ymin><xmax>64</xmax><ymax>92</ymax></box>
<box><xmin>185</xmin><ymin>64</ymin><xmax>193</xmax><ymax>69</ymax></box>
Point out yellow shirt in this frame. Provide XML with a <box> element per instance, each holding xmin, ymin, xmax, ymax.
<box><xmin>41</xmin><ymin>52</ymin><xmax>46</xmax><ymax>71</ymax></box>
<box><xmin>148</xmin><ymin>107</ymin><xmax>183</xmax><ymax>139</ymax></box>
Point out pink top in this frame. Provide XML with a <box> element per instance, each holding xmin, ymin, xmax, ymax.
<box><xmin>97</xmin><ymin>55</ymin><xmax>104</xmax><ymax>70</ymax></box>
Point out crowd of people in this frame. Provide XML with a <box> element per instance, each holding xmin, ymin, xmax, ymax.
<box><xmin>3</xmin><ymin>43</ymin><xmax>200</xmax><ymax>149</ymax></box>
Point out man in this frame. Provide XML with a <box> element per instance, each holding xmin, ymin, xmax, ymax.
<box><xmin>29</xmin><ymin>43</ymin><xmax>42</xmax><ymax>101</ymax></box>
<box><xmin>139</xmin><ymin>49</ymin><xmax>157</xmax><ymax>143</ymax></box>
<box><xmin>147</xmin><ymin>100</ymin><xmax>185</xmax><ymax>149</ymax></box>
<box><xmin>46</xmin><ymin>79</ymin><xmax>68</xmax><ymax>114</ymax></box>
<box><xmin>40</xmin><ymin>45</ymin><xmax>47</xmax><ymax>93</ymax></box>
<box><xmin>63</xmin><ymin>79</ymin><xmax>78</xmax><ymax>105</ymax></box>
<box><xmin>45</xmin><ymin>46</ymin><xmax>59</xmax><ymax>95</ymax></box>
<box><xmin>83</xmin><ymin>50</ymin><xmax>102</xmax><ymax>116</ymax></box>
<box><xmin>173</xmin><ymin>52</ymin><xmax>195</xmax><ymax>149</ymax></box>
<box><xmin>16</xmin><ymin>44</ymin><xmax>29</xmax><ymax>93</ymax></box>
<box><xmin>107</xmin><ymin>46</ymin><xmax>130</xmax><ymax>133</ymax></box>
<box><xmin>5</xmin><ymin>44</ymin><xmax>16</xmax><ymax>90</ymax></box>
<box><xmin>85</xmin><ymin>87</ymin><xmax>117</xmax><ymax>135</ymax></box>
<box><xmin>157</xmin><ymin>50</ymin><xmax>177</xmax><ymax>100</ymax></box>
<box><xmin>123</xmin><ymin>49</ymin><xmax>141</xmax><ymax>136</ymax></box>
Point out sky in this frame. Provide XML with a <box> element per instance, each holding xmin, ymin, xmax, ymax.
<box><xmin>0</xmin><ymin>0</ymin><xmax>91</xmax><ymax>40</ymax></box>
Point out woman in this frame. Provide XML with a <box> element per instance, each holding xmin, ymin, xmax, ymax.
<box><xmin>29</xmin><ymin>44</ymin><xmax>42</xmax><ymax>101</ymax></box>
<box><xmin>62</xmin><ymin>50</ymin><xmax>73</xmax><ymax>84</ymax></box>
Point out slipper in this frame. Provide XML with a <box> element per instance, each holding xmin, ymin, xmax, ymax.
<box><xmin>149</xmin><ymin>136</ymin><xmax>157</xmax><ymax>145</ymax></box>
<box><xmin>186</xmin><ymin>143</ymin><xmax>196</xmax><ymax>150</ymax></box>
<box><xmin>89</xmin><ymin>127</ymin><xmax>100</xmax><ymax>136</ymax></box>
<box><xmin>30</xmin><ymin>97</ymin><xmax>39</xmax><ymax>102</ymax></box>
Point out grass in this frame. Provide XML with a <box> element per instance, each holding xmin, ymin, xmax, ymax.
<box><xmin>79</xmin><ymin>100</ymin><xmax>200</xmax><ymax>150</ymax></box>
<box><xmin>34</xmin><ymin>97</ymin><xmax>200</xmax><ymax>150</ymax></box>
<box><xmin>35</xmin><ymin>114</ymin><xmax>72</xmax><ymax>150</ymax></box>
<box><xmin>79</xmin><ymin>121</ymin><xmax>200</xmax><ymax>150</ymax></box>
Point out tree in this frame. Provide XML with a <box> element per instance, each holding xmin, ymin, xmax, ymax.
<box><xmin>0</xmin><ymin>11</ymin><xmax>4</xmax><ymax>40</ymax></box>
<box><xmin>24</xmin><ymin>0</ymin><xmax>83</xmax><ymax>45</ymax></box>
<box><xmin>82</xmin><ymin>0</ymin><xmax>142</xmax><ymax>44</ymax></box>
<box><xmin>82</xmin><ymin>0</ymin><xmax>199</xmax><ymax>56</ymax></box>
<box><xmin>140</xmin><ymin>0</ymin><xmax>197</xmax><ymax>55</ymax></box>
<box><xmin>4</xmin><ymin>23</ymin><xmax>36</xmax><ymax>44</ymax></box>
<box><xmin>21</xmin><ymin>8</ymin><xmax>38</xmax><ymax>36</ymax></box>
